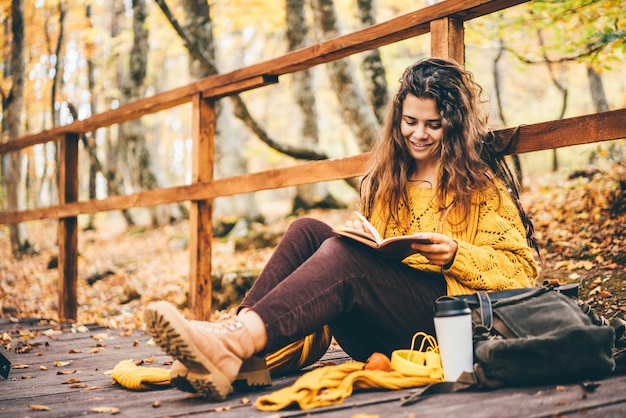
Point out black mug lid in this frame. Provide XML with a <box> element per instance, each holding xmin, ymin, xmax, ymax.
<box><xmin>433</xmin><ymin>297</ymin><xmax>470</xmax><ymax>317</ymax></box>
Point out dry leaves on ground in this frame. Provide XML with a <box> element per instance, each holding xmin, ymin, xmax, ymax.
<box><xmin>0</xmin><ymin>163</ymin><xmax>624</xmax><ymax>329</ymax></box>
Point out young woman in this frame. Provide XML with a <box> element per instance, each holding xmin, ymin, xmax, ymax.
<box><xmin>144</xmin><ymin>57</ymin><xmax>540</xmax><ymax>401</ymax></box>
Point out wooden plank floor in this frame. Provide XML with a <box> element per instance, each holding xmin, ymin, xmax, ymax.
<box><xmin>2</xmin><ymin>317</ymin><xmax>626</xmax><ymax>418</ymax></box>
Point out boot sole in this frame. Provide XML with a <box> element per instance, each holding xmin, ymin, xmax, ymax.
<box><xmin>144</xmin><ymin>302</ymin><xmax>231</xmax><ymax>401</ymax></box>
<box><xmin>233</xmin><ymin>355</ymin><xmax>272</xmax><ymax>389</ymax></box>
<box><xmin>170</xmin><ymin>357</ymin><xmax>272</xmax><ymax>394</ymax></box>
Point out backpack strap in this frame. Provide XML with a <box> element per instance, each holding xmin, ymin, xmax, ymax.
<box><xmin>401</xmin><ymin>369</ymin><xmax>479</xmax><ymax>406</ymax></box>
<box><xmin>476</xmin><ymin>291</ymin><xmax>493</xmax><ymax>330</ymax></box>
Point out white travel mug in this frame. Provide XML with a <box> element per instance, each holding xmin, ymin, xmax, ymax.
<box><xmin>433</xmin><ymin>297</ymin><xmax>474</xmax><ymax>382</ymax></box>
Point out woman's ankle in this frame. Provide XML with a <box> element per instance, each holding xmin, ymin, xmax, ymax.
<box><xmin>238</xmin><ymin>309</ymin><xmax>268</xmax><ymax>353</ymax></box>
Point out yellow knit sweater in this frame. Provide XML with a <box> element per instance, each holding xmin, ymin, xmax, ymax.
<box><xmin>369</xmin><ymin>180</ymin><xmax>538</xmax><ymax>295</ymax></box>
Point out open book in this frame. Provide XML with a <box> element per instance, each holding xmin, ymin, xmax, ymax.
<box><xmin>334</xmin><ymin>212</ymin><xmax>433</xmax><ymax>258</ymax></box>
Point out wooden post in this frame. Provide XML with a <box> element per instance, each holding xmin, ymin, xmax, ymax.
<box><xmin>58</xmin><ymin>133</ymin><xmax>79</xmax><ymax>321</ymax></box>
<box><xmin>430</xmin><ymin>17</ymin><xmax>465</xmax><ymax>65</ymax></box>
<box><xmin>189</xmin><ymin>94</ymin><xmax>215</xmax><ymax>320</ymax></box>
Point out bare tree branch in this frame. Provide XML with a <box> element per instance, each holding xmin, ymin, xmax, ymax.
<box><xmin>154</xmin><ymin>0</ymin><xmax>328</xmax><ymax>161</ymax></box>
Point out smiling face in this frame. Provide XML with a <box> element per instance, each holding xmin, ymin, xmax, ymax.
<box><xmin>400</xmin><ymin>94</ymin><xmax>443</xmax><ymax>177</ymax></box>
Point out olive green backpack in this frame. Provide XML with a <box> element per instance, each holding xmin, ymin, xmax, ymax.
<box><xmin>403</xmin><ymin>284</ymin><xmax>617</xmax><ymax>405</ymax></box>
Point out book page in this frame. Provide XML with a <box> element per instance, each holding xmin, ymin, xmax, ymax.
<box><xmin>353</xmin><ymin>211</ymin><xmax>383</xmax><ymax>243</ymax></box>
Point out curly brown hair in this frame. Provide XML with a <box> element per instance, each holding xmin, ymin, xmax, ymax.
<box><xmin>359</xmin><ymin>57</ymin><xmax>540</xmax><ymax>254</ymax></box>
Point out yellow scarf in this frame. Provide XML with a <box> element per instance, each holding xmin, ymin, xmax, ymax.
<box><xmin>256</xmin><ymin>361</ymin><xmax>441</xmax><ymax>411</ymax></box>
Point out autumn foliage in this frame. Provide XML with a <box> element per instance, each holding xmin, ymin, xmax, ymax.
<box><xmin>0</xmin><ymin>162</ymin><xmax>624</xmax><ymax>329</ymax></box>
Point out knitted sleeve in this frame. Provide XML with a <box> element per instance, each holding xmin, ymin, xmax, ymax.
<box><xmin>441</xmin><ymin>185</ymin><xmax>539</xmax><ymax>294</ymax></box>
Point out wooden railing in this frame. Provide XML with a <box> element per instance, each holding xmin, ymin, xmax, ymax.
<box><xmin>1</xmin><ymin>0</ymin><xmax>625</xmax><ymax>321</ymax></box>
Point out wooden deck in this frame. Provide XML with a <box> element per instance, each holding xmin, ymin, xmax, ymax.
<box><xmin>2</xmin><ymin>317</ymin><xmax>626</xmax><ymax>418</ymax></box>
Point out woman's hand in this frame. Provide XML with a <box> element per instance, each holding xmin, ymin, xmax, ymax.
<box><xmin>410</xmin><ymin>232</ymin><xmax>458</xmax><ymax>268</ymax></box>
<box><xmin>345</xmin><ymin>219</ymin><xmax>370</xmax><ymax>234</ymax></box>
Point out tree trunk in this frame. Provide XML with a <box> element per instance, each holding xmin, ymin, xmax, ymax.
<box><xmin>287</xmin><ymin>0</ymin><xmax>343</xmax><ymax>212</ymax></box>
<box><xmin>587</xmin><ymin>65</ymin><xmax>609</xmax><ymax>113</ymax></box>
<box><xmin>310</xmin><ymin>0</ymin><xmax>380</xmax><ymax>151</ymax></box>
<box><xmin>107</xmin><ymin>0</ymin><xmax>135</xmax><ymax>226</ymax></box>
<box><xmin>175</xmin><ymin>0</ymin><xmax>262</xmax><ymax>229</ymax></box>
<box><xmin>120</xmin><ymin>0</ymin><xmax>169</xmax><ymax>228</ymax></box>
<box><xmin>536</xmin><ymin>29</ymin><xmax>568</xmax><ymax>172</ymax></box>
<box><xmin>3</xmin><ymin>0</ymin><xmax>30</xmax><ymax>257</ymax></box>
<box><xmin>492</xmin><ymin>37</ymin><xmax>523</xmax><ymax>188</ymax></box>
<box><xmin>41</xmin><ymin>1</ymin><xmax>65</xmax><ymax>209</ymax></box>
<box><xmin>586</xmin><ymin>65</ymin><xmax>622</xmax><ymax>163</ymax></box>
<box><xmin>83</xmin><ymin>3</ymin><xmax>98</xmax><ymax>230</ymax></box>
<box><xmin>356</xmin><ymin>0</ymin><xmax>388</xmax><ymax>124</ymax></box>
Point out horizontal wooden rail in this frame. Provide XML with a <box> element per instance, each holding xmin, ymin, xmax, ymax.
<box><xmin>1</xmin><ymin>109</ymin><xmax>624</xmax><ymax>225</ymax></box>
<box><xmin>0</xmin><ymin>0</ymin><xmax>526</xmax><ymax>155</ymax></box>
<box><xmin>497</xmin><ymin>108</ymin><xmax>626</xmax><ymax>154</ymax></box>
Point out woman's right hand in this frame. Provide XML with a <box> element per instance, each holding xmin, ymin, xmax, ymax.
<box><xmin>345</xmin><ymin>219</ymin><xmax>369</xmax><ymax>234</ymax></box>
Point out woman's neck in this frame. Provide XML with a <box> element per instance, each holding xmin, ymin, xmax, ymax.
<box><xmin>409</xmin><ymin>165</ymin><xmax>436</xmax><ymax>187</ymax></box>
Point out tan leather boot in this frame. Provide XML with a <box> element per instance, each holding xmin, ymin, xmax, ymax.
<box><xmin>144</xmin><ymin>301</ymin><xmax>255</xmax><ymax>400</ymax></box>
<box><xmin>168</xmin><ymin>325</ymin><xmax>332</xmax><ymax>395</ymax></box>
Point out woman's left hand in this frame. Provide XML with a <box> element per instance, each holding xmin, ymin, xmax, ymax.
<box><xmin>409</xmin><ymin>232</ymin><xmax>458</xmax><ymax>268</ymax></box>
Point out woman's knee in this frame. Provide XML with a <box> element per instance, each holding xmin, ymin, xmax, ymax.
<box><xmin>316</xmin><ymin>237</ymin><xmax>374</xmax><ymax>266</ymax></box>
<box><xmin>288</xmin><ymin>217</ymin><xmax>328</xmax><ymax>232</ymax></box>
<box><xmin>286</xmin><ymin>217</ymin><xmax>334</xmax><ymax>241</ymax></box>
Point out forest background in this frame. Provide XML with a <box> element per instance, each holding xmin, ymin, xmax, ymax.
<box><xmin>0</xmin><ymin>0</ymin><xmax>624</xmax><ymax>330</ymax></box>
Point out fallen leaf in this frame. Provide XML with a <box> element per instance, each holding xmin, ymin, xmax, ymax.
<box><xmin>589</xmin><ymin>286</ymin><xmax>602</xmax><ymax>296</ymax></box>
<box><xmin>581</xmin><ymin>260</ymin><xmax>594</xmax><ymax>270</ymax></box>
<box><xmin>29</xmin><ymin>404</ymin><xmax>51</xmax><ymax>411</ymax></box>
<box><xmin>43</xmin><ymin>328</ymin><xmax>61</xmax><ymax>338</ymax></box>
<box><xmin>72</xmin><ymin>325</ymin><xmax>90</xmax><ymax>333</ymax></box>
<box><xmin>62</xmin><ymin>377</ymin><xmax>81</xmax><ymax>384</ymax></box>
<box><xmin>54</xmin><ymin>360</ymin><xmax>72</xmax><ymax>367</ymax></box>
<box><xmin>19</xmin><ymin>329</ymin><xmax>36</xmax><ymax>340</ymax></box>
<box><xmin>215</xmin><ymin>406</ymin><xmax>231</xmax><ymax>412</ymax></box>
<box><xmin>13</xmin><ymin>364</ymin><xmax>30</xmax><ymax>369</ymax></box>
<box><xmin>90</xmin><ymin>406</ymin><xmax>120</xmax><ymax>414</ymax></box>
<box><xmin>92</xmin><ymin>333</ymin><xmax>110</xmax><ymax>341</ymax></box>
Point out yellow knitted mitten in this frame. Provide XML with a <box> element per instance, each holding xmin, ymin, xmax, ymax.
<box><xmin>111</xmin><ymin>360</ymin><xmax>171</xmax><ymax>390</ymax></box>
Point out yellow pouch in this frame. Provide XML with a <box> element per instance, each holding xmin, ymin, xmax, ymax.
<box><xmin>391</xmin><ymin>332</ymin><xmax>444</xmax><ymax>380</ymax></box>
